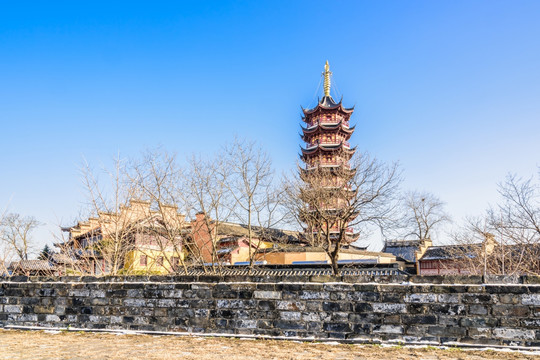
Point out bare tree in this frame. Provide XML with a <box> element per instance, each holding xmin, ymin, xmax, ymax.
<box><xmin>398</xmin><ymin>191</ymin><xmax>451</xmax><ymax>241</ymax></box>
<box><xmin>0</xmin><ymin>213</ymin><xmax>41</xmax><ymax>261</ymax></box>
<box><xmin>285</xmin><ymin>153</ymin><xmax>400</xmax><ymax>275</ymax></box>
<box><xmin>126</xmin><ymin>150</ymin><xmax>188</xmax><ymax>274</ymax></box>
<box><xmin>183</xmin><ymin>153</ymin><xmax>233</xmax><ymax>273</ymax></box>
<box><xmin>487</xmin><ymin>173</ymin><xmax>540</xmax><ymax>275</ymax></box>
<box><xmin>221</xmin><ymin>138</ymin><xmax>286</xmax><ymax>266</ymax></box>
<box><xmin>56</xmin><ymin>156</ymin><xmax>145</xmax><ymax>276</ymax></box>
<box><xmin>450</xmin><ymin>172</ymin><xmax>540</xmax><ymax>276</ymax></box>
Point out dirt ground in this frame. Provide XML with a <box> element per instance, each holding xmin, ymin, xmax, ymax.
<box><xmin>0</xmin><ymin>329</ymin><xmax>539</xmax><ymax>360</ymax></box>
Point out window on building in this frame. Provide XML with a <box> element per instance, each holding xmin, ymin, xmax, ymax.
<box><xmin>140</xmin><ymin>255</ymin><xmax>147</xmax><ymax>266</ymax></box>
<box><xmin>172</xmin><ymin>256</ymin><xmax>180</xmax><ymax>270</ymax></box>
<box><xmin>420</xmin><ymin>260</ymin><xmax>437</xmax><ymax>269</ymax></box>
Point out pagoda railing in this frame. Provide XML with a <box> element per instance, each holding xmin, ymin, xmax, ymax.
<box><xmin>305</xmin><ymin>161</ymin><xmax>351</xmax><ymax>169</ymax></box>
<box><xmin>307</xmin><ymin>119</ymin><xmax>350</xmax><ymax>128</ymax></box>
<box><xmin>306</xmin><ymin>140</ymin><xmax>350</xmax><ymax>148</ymax></box>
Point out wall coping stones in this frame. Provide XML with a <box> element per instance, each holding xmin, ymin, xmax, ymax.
<box><xmin>2</xmin><ymin>274</ymin><xmax>540</xmax><ymax>285</ymax></box>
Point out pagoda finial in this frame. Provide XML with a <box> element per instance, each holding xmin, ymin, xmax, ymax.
<box><xmin>323</xmin><ymin>60</ymin><xmax>332</xmax><ymax>97</ymax></box>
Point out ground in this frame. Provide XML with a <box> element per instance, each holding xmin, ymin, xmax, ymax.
<box><xmin>0</xmin><ymin>329</ymin><xmax>539</xmax><ymax>360</ymax></box>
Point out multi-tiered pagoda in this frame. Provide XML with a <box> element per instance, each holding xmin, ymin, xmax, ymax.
<box><xmin>300</xmin><ymin>61</ymin><xmax>358</xmax><ymax>244</ymax></box>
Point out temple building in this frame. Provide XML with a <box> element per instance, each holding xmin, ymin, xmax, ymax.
<box><xmin>299</xmin><ymin>61</ymin><xmax>359</xmax><ymax>244</ymax></box>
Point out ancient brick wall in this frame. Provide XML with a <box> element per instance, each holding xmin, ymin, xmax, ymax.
<box><xmin>1</xmin><ymin>275</ymin><xmax>539</xmax><ymax>347</ymax></box>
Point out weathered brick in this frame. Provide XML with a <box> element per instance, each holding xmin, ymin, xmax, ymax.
<box><xmin>322</xmin><ymin>301</ymin><xmax>350</xmax><ymax>312</ymax></box>
<box><xmin>437</xmin><ymin>294</ymin><xmax>459</xmax><ymax>303</ymax></box>
<box><xmin>493</xmin><ymin>328</ymin><xmax>536</xmax><ymax>340</ymax></box>
<box><xmin>4</xmin><ymin>305</ymin><xmax>23</xmax><ymax>314</ymax></box>
<box><xmin>279</xmin><ymin>311</ymin><xmax>301</xmax><ymax>321</ymax></box>
<box><xmin>323</xmin><ymin>322</ymin><xmax>351</xmax><ymax>332</ymax></box>
<box><xmin>298</xmin><ymin>291</ymin><xmax>329</xmax><ymax>300</ymax></box>
<box><xmin>372</xmin><ymin>303</ymin><xmax>406</xmax><ymax>314</ymax></box>
<box><xmin>404</xmin><ymin>294</ymin><xmax>437</xmax><ymax>303</ymax></box>
<box><xmin>253</xmin><ymin>291</ymin><xmax>281</xmax><ymax>300</ymax></box>
<box><xmin>522</xmin><ymin>294</ymin><xmax>540</xmax><ymax>306</ymax></box>
<box><xmin>492</xmin><ymin>305</ymin><xmax>529</xmax><ymax>317</ymax></box>
<box><xmin>469</xmin><ymin>304</ymin><xmax>489</xmax><ymax>315</ymax></box>
<box><xmin>373</xmin><ymin>325</ymin><xmax>403</xmax><ymax>334</ymax></box>
<box><xmin>276</xmin><ymin>301</ymin><xmax>305</xmax><ymax>311</ymax></box>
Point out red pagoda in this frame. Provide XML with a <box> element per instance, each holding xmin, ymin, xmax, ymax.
<box><xmin>300</xmin><ymin>61</ymin><xmax>359</xmax><ymax>244</ymax></box>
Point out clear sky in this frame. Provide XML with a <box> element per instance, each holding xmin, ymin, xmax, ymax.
<box><xmin>1</xmin><ymin>1</ymin><xmax>540</xmax><ymax>253</ymax></box>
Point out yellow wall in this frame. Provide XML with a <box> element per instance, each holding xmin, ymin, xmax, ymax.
<box><xmin>125</xmin><ymin>249</ymin><xmax>185</xmax><ymax>274</ymax></box>
<box><xmin>256</xmin><ymin>250</ymin><xmax>398</xmax><ymax>265</ymax></box>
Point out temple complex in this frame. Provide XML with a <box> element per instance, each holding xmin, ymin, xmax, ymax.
<box><xmin>300</xmin><ymin>61</ymin><xmax>359</xmax><ymax>244</ymax></box>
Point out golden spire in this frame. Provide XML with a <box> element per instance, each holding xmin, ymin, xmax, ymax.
<box><xmin>323</xmin><ymin>60</ymin><xmax>332</xmax><ymax>97</ymax></box>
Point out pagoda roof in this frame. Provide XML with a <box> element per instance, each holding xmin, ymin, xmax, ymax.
<box><xmin>300</xmin><ymin>143</ymin><xmax>356</xmax><ymax>156</ymax></box>
<box><xmin>302</xmin><ymin>95</ymin><xmax>354</xmax><ymax>115</ymax></box>
<box><xmin>301</xmin><ymin>122</ymin><xmax>355</xmax><ymax>135</ymax></box>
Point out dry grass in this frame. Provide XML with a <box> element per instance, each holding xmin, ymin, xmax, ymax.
<box><xmin>0</xmin><ymin>329</ymin><xmax>538</xmax><ymax>360</ymax></box>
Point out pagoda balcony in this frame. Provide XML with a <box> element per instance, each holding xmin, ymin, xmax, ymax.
<box><xmin>305</xmin><ymin>161</ymin><xmax>351</xmax><ymax>170</ymax></box>
<box><xmin>305</xmin><ymin>140</ymin><xmax>350</xmax><ymax>149</ymax></box>
<box><xmin>306</xmin><ymin>119</ymin><xmax>350</xmax><ymax>128</ymax></box>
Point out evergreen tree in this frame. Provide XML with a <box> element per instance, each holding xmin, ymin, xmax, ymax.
<box><xmin>38</xmin><ymin>244</ymin><xmax>51</xmax><ymax>260</ymax></box>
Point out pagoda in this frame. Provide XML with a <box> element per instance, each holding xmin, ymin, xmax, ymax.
<box><xmin>300</xmin><ymin>61</ymin><xmax>359</xmax><ymax>244</ymax></box>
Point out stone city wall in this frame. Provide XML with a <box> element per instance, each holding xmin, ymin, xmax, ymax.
<box><xmin>1</xmin><ymin>275</ymin><xmax>540</xmax><ymax>347</ymax></box>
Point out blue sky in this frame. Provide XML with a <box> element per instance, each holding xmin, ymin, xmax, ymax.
<box><xmin>1</xmin><ymin>1</ymin><xmax>540</xmax><ymax>252</ymax></box>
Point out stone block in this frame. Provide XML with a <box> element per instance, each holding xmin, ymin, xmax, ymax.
<box><xmin>354</xmin><ymin>303</ymin><xmax>373</xmax><ymax>313</ymax></box>
<box><xmin>522</xmin><ymin>294</ymin><xmax>540</xmax><ymax>306</ymax></box>
<box><xmin>322</xmin><ymin>301</ymin><xmax>350</xmax><ymax>312</ymax></box>
<box><xmin>276</xmin><ymin>301</ymin><xmax>305</xmax><ymax>311</ymax></box>
<box><xmin>156</xmin><ymin>299</ymin><xmax>176</xmax><ymax>307</ymax></box>
<box><xmin>498</xmin><ymin>294</ymin><xmax>520</xmax><ymax>304</ymax></box>
<box><xmin>468</xmin><ymin>327</ymin><xmax>492</xmax><ymax>339</ymax></box>
<box><xmin>274</xmin><ymin>320</ymin><xmax>305</xmax><ymax>330</ymax></box>
<box><xmin>401</xmin><ymin>314</ymin><xmax>437</xmax><ymax>325</ymax></box>
<box><xmin>404</xmin><ymin>293</ymin><xmax>437</xmax><ymax>303</ymax></box>
<box><xmin>427</xmin><ymin>325</ymin><xmax>467</xmax><ymax>337</ymax></box>
<box><xmin>372</xmin><ymin>303</ymin><xmax>406</xmax><ymax>314</ymax></box>
<box><xmin>373</xmin><ymin>325</ymin><xmax>403</xmax><ymax>334</ymax></box>
<box><xmin>257</xmin><ymin>300</ymin><xmax>275</xmax><ymax>311</ymax></box>
<box><xmin>69</xmin><ymin>289</ymin><xmax>90</xmax><ymax>297</ymax></box>
<box><xmin>460</xmin><ymin>317</ymin><xmax>498</xmax><ymax>328</ymax></box>
<box><xmin>298</xmin><ymin>291</ymin><xmax>329</xmax><ymax>300</ymax></box>
<box><xmin>279</xmin><ymin>311</ymin><xmax>301</xmax><ymax>321</ymax></box>
<box><xmin>124</xmin><ymin>298</ymin><xmax>147</xmax><ymax>307</ymax></box>
<box><xmin>430</xmin><ymin>304</ymin><xmax>466</xmax><ymax>316</ymax></box>
<box><xmin>34</xmin><ymin>306</ymin><xmax>55</xmax><ymax>314</ymax></box>
<box><xmin>4</xmin><ymin>305</ymin><xmax>23</xmax><ymax>314</ymax></box>
<box><xmin>301</xmin><ymin>312</ymin><xmax>320</xmax><ymax>322</ymax></box>
<box><xmin>492</xmin><ymin>305</ymin><xmax>529</xmax><ymax>317</ymax></box>
<box><xmin>469</xmin><ymin>305</ymin><xmax>488</xmax><ymax>315</ymax></box>
<box><xmin>323</xmin><ymin>322</ymin><xmax>351</xmax><ymax>333</ymax></box>
<box><xmin>462</xmin><ymin>294</ymin><xmax>493</xmax><ymax>304</ymax></box>
<box><xmin>493</xmin><ymin>327</ymin><xmax>536</xmax><ymax>340</ymax></box>
<box><xmin>90</xmin><ymin>298</ymin><xmax>108</xmax><ymax>306</ymax></box>
<box><xmin>437</xmin><ymin>294</ymin><xmax>459</xmax><ymax>303</ymax></box>
<box><xmin>253</xmin><ymin>291</ymin><xmax>281</xmax><ymax>300</ymax></box>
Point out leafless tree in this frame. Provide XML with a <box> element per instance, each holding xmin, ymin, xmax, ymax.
<box><xmin>183</xmin><ymin>153</ymin><xmax>233</xmax><ymax>273</ymax></box>
<box><xmin>73</xmin><ymin>156</ymin><xmax>140</xmax><ymax>275</ymax></box>
<box><xmin>450</xmin><ymin>172</ymin><xmax>540</xmax><ymax>276</ymax></box>
<box><xmin>126</xmin><ymin>150</ymin><xmax>189</xmax><ymax>274</ymax></box>
<box><xmin>221</xmin><ymin>138</ymin><xmax>286</xmax><ymax>266</ymax></box>
<box><xmin>285</xmin><ymin>153</ymin><xmax>400</xmax><ymax>275</ymax></box>
<box><xmin>0</xmin><ymin>213</ymin><xmax>41</xmax><ymax>261</ymax></box>
<box><xmin>397</xmin><ymin>191</ymin><xmax>451</xmax><ymax>241</ymax></box>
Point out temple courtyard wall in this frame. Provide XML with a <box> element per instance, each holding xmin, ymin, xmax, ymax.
<box><xmin>1</xmin><ymin>274</ymin><xmax>540</xmax><ymax>348</ymax></box>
